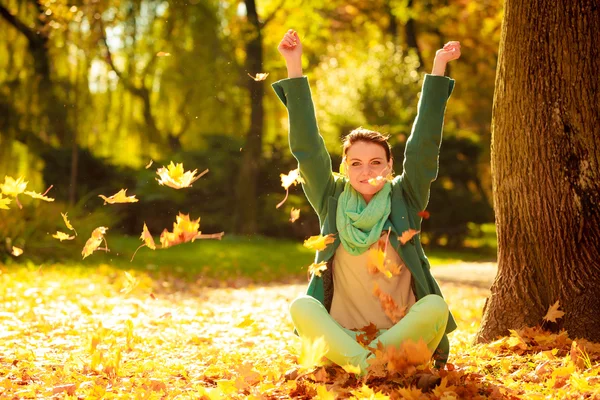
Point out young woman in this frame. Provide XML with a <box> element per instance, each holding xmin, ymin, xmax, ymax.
<box><xmin>272</xmin><ymin>29</ymin><xmax>461</xmax><ymax>374</ymax></box>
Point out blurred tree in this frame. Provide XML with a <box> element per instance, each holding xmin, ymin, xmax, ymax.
<box><xmin>477</xmin><ymin>0</ymin><xmax>600</xmax><ymax>342</ymax></box>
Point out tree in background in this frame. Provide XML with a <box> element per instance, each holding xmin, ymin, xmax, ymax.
<box><xmin>477</xmin><ymin>0</ymin><xmax>600</xmax><ymax>342</ymax></box>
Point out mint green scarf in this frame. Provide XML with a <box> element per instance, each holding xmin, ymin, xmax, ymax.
<box><xmin>336</xmin><ymin>181</ymin><xmax>392</xmax><ymax>255</ymax></box>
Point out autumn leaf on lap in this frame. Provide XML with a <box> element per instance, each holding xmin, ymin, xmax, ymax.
<box><xmin>373</xmin><ymin>282</ymin><xmax>407</xmax><ymax>324</ymax></box>
<box><xmin>303</xmin><ymin>234</ymin><xmax>335</xmax><ymax>252</ymax></box>
<box><xmin>276</xmin><ymin>168</ymin><xmax>305</xmax><ymax>208</ymax></box>
<box><xmin>99</xmin><ymin>189</ymin><xmax>139</xmax><ymax>205</ymax></box>
<box><xmin>82</xmin><ymin>227</ymin><xmax>109</xmax><ymax>259</ymax></box>
<box><xmin>156</xmin><ymin>161</ymin><xmax>208</xmax><ymax>189</ymax></box>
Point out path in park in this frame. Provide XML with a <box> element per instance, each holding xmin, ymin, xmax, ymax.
<box><xmin>431</xmin><ymin>262</ymin><xmax>498</xmax><ymax>289</ymax></box>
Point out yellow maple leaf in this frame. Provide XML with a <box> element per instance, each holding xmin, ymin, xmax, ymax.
<box><xmin>290</xmin><ymin>208</ymin><xmax>300</xmax><ymax>223</ymax></box>
<box><xmin>399</xmin><ymin>229</ymin><xmax>420</xmax><ymax>245</ymax></box>
<box><xmin>248</xmin><ymin>72</ymin><xmax>269</xmax><ymax>81</ymax></box>
<box><xmin>303</xmin><ymin>234</ymin><xmax>335</xmax><ymax>252</ymax></box>
<box><xmin>61</xmin><ymin>212</ymin><xmax>77</xmax><ymax>235</ymax></box>
<box><xmin>159</xmin><ymin>213</ymin><xmax>224</xmax><ymax>249</ymax></box>
<box><xmin>156</xmin><ymin>162</ymin><xmax>208</xmax><ymax>189</ymax></box>
<box><xmin>0</xmin><ymin>176</ymin><xmax>28</xmax><ymax>197</ymax></box>
<box><xmin>0</xmin><ymin>195</ymin><xmax>10</xmax><ymax>210</ymax></box>
<box><xmin>52</xmin><ymin>231</ymin><xmax>75</xmax><ymax>241</ymax></box>
<box><xmin>24</xmin><ymin>190</ymin><xmax>54</xmax><ymax>202</ymax></box>
<box><xmin>131</xmin><ymin>223</ymin><xmax>156</xmax><ymax>262</ymax></box>
<box><xmin>342</xmin><ymin>363</ymin><xmax>362</xmax><ymax>375</ymax></box>
<box><xmin>298</xmin><ymin>335</ymin><xmax>328</xmax><ymax>371</ymax></box>
<box><xmin>276</xmin><ymin>169</ymin><xmax>305</xmax><ymax>208</ymax></box>
<box><xmin>432</xmin><ymin>377</ymin><xmax>458</xmax><ymax>398</ymax></box>
<box><xmin>308</xmin><ymin>261</ymin><xmax>328</xmax><ymax>277</ymax></box>
<box><xmin>11</xmin><ymin>246</ymin><xmax>23</xmax><ymax>257</ymax></box>
<box><xmin>350</xmin><ymin>384</ymin><xmax>390</xmax><ymax>399</ymax></box>
<box><xmin>98</xmin><ymin>189</ymin><xmax>139</xmax><ymax>205</ymax></box>
<box><xmin>543</xmin><ymin>300</ymin><xmax>565</xmax><ymax>323</ymax></box>
<box><xmin>396</xmin><ymin>387</ymin><xmax>424</xmax><ymax>400</ymax></box>
<box><xmin>315</xmin><ymin>385</ymin><xmax>336</xmax><ymax>400</ymax></box>
<box><xmin>82</xmin><ymin>227</ymin><xmax>109</xmax><ymax>259</ymax></box>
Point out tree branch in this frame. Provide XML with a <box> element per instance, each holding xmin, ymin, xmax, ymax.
<box><xmin>0</xmin><ymin>3</ymin><xmax>39</xmax><ymax>44</ymax></box>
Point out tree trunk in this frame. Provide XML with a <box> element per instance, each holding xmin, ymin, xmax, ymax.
<box><xmin>476</xmin><ymin>0</ymin><xmax>600</xmax><ymax>342</ymax></box>
<box><xmin>233</xmin><ymin>0</ymin><xmax>264</xmax><ymax>234</ymax></box>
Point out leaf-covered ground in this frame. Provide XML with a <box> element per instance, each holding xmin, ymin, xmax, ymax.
<box><xmin>1</xmin><ymin>263</ymin><xmax>599</xmax><ymax>399</ymax></box>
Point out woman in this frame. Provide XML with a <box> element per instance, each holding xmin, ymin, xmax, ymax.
<box><xmin>272</xmin><ymin>29</ymin><xmax>461</xmax><ymax>374</ymax></box>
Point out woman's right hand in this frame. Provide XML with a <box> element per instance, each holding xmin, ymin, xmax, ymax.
<box><xmin>278</xmin><ymin>29</ymin><xmax>302</xmax><ymax>62</ymax></box>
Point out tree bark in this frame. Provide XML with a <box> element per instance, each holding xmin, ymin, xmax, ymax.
<box><xmin>476</xmin><ymin>0</ymin><xmax>600</xmax><ymax>342</ymax></box>
<box><xmin>233</xmin><ymin>0</ymin><xmax>265</xmax><ymax>234</ymax></box>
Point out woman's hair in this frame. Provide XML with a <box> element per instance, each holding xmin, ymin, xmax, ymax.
<box><xmin>342</xmin><ymin>127</ymin><xmax>392</xmax><ymax>161</ymax></box>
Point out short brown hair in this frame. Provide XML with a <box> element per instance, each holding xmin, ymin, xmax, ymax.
<box><xmin>342</xmin><ymin>127</ymin><xmax>392</xmax><ymax>161</ymax></box>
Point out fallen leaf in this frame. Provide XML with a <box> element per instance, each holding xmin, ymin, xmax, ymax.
<box><xmin>298</xmin><ymin>336</ymin><xmax>328</xmax><ymax>371</ymax></box>
<box><xmin>121</xmin><ymin>271</ymin><xmax>139</xmax><ymax>294</ymax></box>
<box><xmin>308</xmin><ymin>261</ymin><xmax>328</xmax><ymax>277</ymax></box>
<box><xmin>303</xmin><ymin>234</ymin><xmax>335</xmax><ymax>252</ymax></box>
<box><xmin>82</xmin><ymin>227</ymin><xmax>109</xmax><ymax>259</ymax></box>
<box><xmin>99</xmin><ymin>189</ymin><xmax>139</xmax><ymax>205</ymax></box>
<box><xmin>248</xmin><ymin>72</ymin><xmax>269</xmax><ymax>81</ymax></box>
<box><xmin>52</xmin><ymin>231</ymin><xmax>75</xmax><ymax>241</ymax></box>
<box><xmin>543</xmin><ymin>301</ymin><xmax>565</xmax><ymax>323</ymax></box>
<box><xmin>342</xmin><ymin>363</ymin><xmax>362</xmax><ymax>375</ymax></box>
<box><xmin>52</xmin><ymin>384</ymin><xmax>76</xmax><ymax>395</ymax></box>
<box><xmin>11</xmin><ymin>246</ymin><xmax>23</xmax><ymax>257</ymax></box>
<box><xmin>156</xmin><ymin>162</ymin><xmax>208</xmax><ymax>189</ymax></box>
<box><xmin>290</xmin><ymin>208</ymin><xmax>300</xmax><ymax>223</ymax></box>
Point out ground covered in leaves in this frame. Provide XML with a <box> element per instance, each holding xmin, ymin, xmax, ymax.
<box><xmin>1</xmin><ymin>263</ymin><xmax>599</xmax><ymax>399</ymax></box>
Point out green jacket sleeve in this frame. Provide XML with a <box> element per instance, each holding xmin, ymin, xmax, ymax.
<box><xmin>272</xmin><ymin>77</ymin><xmax>335</xmax><ymax>219</ymax></box>
<box><xmin>400</xmin><ymin>74</ymin><xmax>455</xmax><ymax>211</ymax></box>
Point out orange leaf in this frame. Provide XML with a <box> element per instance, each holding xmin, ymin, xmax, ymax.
<box><xmin>543</xmin><ymin>300</ymin><xmax>565</xmax><ymax>323</ymax></box>
<box><xmin>308</xmin><ymin>261</ymin><xmax>328</xmax><ymax>277</ymax></box>
<box><xmin>303</xmin><ymin>234</ymin><xmax>335</xmax><ymax>252</ymax></box>
<box><xmin>99</xmin><ymin>189</ymin><xmax>139</xmax><ymax>205</ymax></box>
<box><xmin>399</xmin><ymin>229</ymin><xmax>420</xmax><ymax>245</ymax></box>
<box><xmin>373</xmin><ymin>282</ymin><xmax>407</xmax><ymax>323</ymax></box>
<box><xmin>141</xmin><ymin>223</ymin><xmax>156</xmax><ymax>250</ymax></box>
<box><xmin>156</xmin><ymin>162</ymin><xmax>208</xmax><ymax>189</ymax></box>
<box><xmin>156</xmin><ymin>51</ymin><xmax>171</xmax><ymax>57</ymax></box>
<box><xmin>82</xmin><ymin>227</ymin><xmax>109</xmax><ymax>259</ymax></box>
<box><xmin>290</xmin><ymin>208</ymin><xmax>300</xmax><ymax>223</ymax></box>
<box><xmin>417</xmin><ymin>210</ymin><xmax>430</xmax><ymax>219</ymax></box>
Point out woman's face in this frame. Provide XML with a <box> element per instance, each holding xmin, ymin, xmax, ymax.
<box><xmin>345</xmin><ymin>141</ymin><xmax>393</xmax><ymax>203</ymax></box>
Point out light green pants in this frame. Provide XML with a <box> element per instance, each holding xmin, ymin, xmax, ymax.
<box><xmin>289</xmin><ymin>294</ymin><xmax>448</xmax><ymax>373</ymax></box>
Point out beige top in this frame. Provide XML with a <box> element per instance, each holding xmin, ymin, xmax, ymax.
<box><xmin>330</xmin><ymin>236</ymin><xmax>416</xmax><ymax>330</ymax></box>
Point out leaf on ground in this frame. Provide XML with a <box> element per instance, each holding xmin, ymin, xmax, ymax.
<box><xmin>156</xmin><ymin>162</ymin><xmax>208</xmax><ymax>189</ymax></box>
<box><xmin>52</xmin><ymin>231</ymin><xmax>75</xmax><ymax>241</ymax></box>
<box><xmin>350</xmin><ymin>384</ymin><xmax>390</xmax><ymax>399</ymax></box>
<box><xmin>307</xmin><ymin>261</ymin><xmax>328</xmax><ymax>277</ymax></box>
<box><xmin>52</xmin><ymin>384</ymin><xmax>76</xmax><ymax>395</ymax></box>
<box><xmin>543</xmin><ymin>301</ymin><xmax>565</xmax><ymax>323</ymax></box>
<box><xmin>121</xmin><ymin>271</ymin><xmax>139</xmax><ymax>294</ymax></box>
<box><xmin>99</xmin><ymin>189</ymin><xmax>139</xmax><ymax>205</ymax></box>
<box><xmin>355</xmin><ymin>323</ymin><xmax>379</xmax><ymax>347</ymax></box>
<box><xmin>303</xmin><ymin>234</ymin><xmax>335</xmax><ymax>252</ymax></box>
<box><xmin>298</xmin><ymin>336</ymin><xmax>328</xmax><ymax>371</ymax></box>
<box><xmin>290</xmin><ymin>208</ymin><xmax>300</xmax><ymax>223</ymax></box>
<box><xmin>82</xmin><ymin>227</ymin><xmax>109</xmax><ymax>259</ymax></box>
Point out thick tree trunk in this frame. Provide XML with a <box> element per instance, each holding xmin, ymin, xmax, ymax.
<box><xmin>233</xmin><ymin>0</ymin><xmax>264</xmax><ymax>234</ymax></box>
<box><xmin>477</xmin><ymin>0</ymin><xmax>600</xmax><ymax>342</ymax></box>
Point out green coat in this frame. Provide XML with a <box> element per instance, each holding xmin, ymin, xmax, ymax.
<box><xmin>272</xmin><ymin>74</ymin><xmax>457</xmax><ymax>365</ymax></box>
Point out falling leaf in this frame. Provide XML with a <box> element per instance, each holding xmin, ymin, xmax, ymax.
<box><xmin>543</xmin><ymin>301</ymin><xmax>565</xmax><ymax>323</ymax></box>
<box><xmin>0</xmin><ymin>195</ymin><xmax>10</xmax><ymax>210</ymax></box>
<box><xmin>61</xmin><ymin>212</ymin><xmax>77</xmax><ymax>235</ymax></box>
<box><xmin>276</xmin><ymin>169</ymin><xmax>305</xmax><ymax>208</ymax></box>
<box><xmin>99</xmin><ymin>189</ymin><xmax>139</xmax><ymax>205</ymax></box>
<box><xmin>159</xmin><ymin>213</ymin><xmax>224</xmax><ymax>249</ymax></box>
<box><xmin>355</xmin><ymin>323</ymin><xmax>379</xmax><ymax>347</ymax></box>
<box><xmin>373</xmin><ymin>282</ymin><xmax>407</xmax><ymax>323</ymax></box>
<box><xmin>303</xmin><ymin>234</ymin><xmax>335</xmax><ymax>251</ymax></box>
<box><xmin>52</xmin><ymin>231</ymin><xmax>75</xmax><ymax>241</ymax></box>
<box><xmin>121</xmin><ymin>271</ymin><xmax>139</xmax><ymax>294</ymax></box>
<box><xmin>399</xmin><ymin>229</ymin><xmax>420</xmax><ymax>245</ymax></box>
<box><xmin>342</xmin><ymin>364</ymin><xmax>362</xmax><ymax>375</ymax></box>
<box><xmin>82</xmin><ymin>227</ymin><xmax>109</xmax><ymax>259</ymax></box>
<box><xmin>418</xmin><ymin>210</ymin><xmax>430</xmax><ymax>219</ymax></box>
<box><xmin>290</xmin><ymin>208</ymin><xmax>300</xmax><ymax>223</ymax></box>
<box><xmin>11</xmin><ymin>246</ymin><xmax>23</xmax><ymax>257</ymax></box>
<box><xmin>145</xmin><ymin>159</ymin><xmax>153</xmax><ymax>169</ymax></box>
<box><xmin>156</xmin><ymin>51</ymin><xmax>171</xmax><ymax>57</ymax></box>
<box><xmin>24</xmin><ymin>190</ymin><xmax>55</xmax><ymax>202</ymax></box>
<box><xmin>298</xmin><ymin>335</ymin><xmax>328</xmax><ymax>371</ymax></box>
<box><xmin>248</xmin><ymin>72</ymin><xmax>269</xmax><ymax>81</ymax></box>
<box><xmin>308</xmin><ymin>261</ymin><xmax>328</xmax><ymax>277</ymax></box>
<box><xmin>156</xmin><ymin>162</ymin><xmax>208</xmax><ymax>189</ymax></box>
<box><xmin>131</xmin><ymin>223</ymin><xmax>157</xmax><ymax>262</ymax></box>
<box><xmin>0</xmin><ymin>176</ymin><xmax>28</xmax><ymax>197</ymax></box>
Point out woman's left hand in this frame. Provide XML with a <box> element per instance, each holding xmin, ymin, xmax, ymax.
<box><xmin>434</xmin><ymin>41</ymin><xmax>461</xmax><ymax>64</ymax></box>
